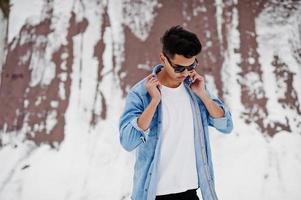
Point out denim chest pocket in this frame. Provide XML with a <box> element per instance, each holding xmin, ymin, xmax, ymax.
<box><xmin>138</xmin><ymin>117</ymin><xmax>159</xmax><ymax>160</ymax></box>
<box><xmin>138</xmin><ymin>134</ymin><xmax>157</xmax><ymax>161</ymax></box>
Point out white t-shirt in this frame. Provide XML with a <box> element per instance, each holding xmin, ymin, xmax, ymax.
<box><xmin>156</xmin><ymin>82</ymin><xmax>198</xmax><ymax>195</ymax></box>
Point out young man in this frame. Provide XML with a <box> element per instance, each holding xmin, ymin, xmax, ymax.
<box><xmin>119</xmin><ymin>26</ymin><xmax>233</xmax><ymax>200</ymax></box>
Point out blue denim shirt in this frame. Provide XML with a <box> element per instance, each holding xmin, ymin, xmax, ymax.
<box><xmin>119</xmin><ymin>64</ymin><xmax>233</xmax><ymax>200</ymax></box>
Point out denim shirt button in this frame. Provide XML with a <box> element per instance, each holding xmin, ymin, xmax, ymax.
<box><xmin>145</xmin><ymin>188</ymin><xmax>148</xmax><ymax>192</ymax></box>
<box><xmin>149</xmin><ymin>172</ymin><xmax>152</xmax><ymax>176</ymax></box>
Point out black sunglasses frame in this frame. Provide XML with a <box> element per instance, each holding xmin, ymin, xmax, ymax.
<box><xmin>163</xmin><ymin>53</ymin><xmax>198</xmax><ymax>73</ymax></box>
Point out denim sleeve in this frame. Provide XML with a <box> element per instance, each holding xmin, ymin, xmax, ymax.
<box><xmin>119</xmin><ymin>91</ymin><xmax>150</xmax><ymax>152</ymax></box>
<box><xmin>203</xmin><ymin>88</ymin><xmax>233</xmax><ymax>134</ymax></box>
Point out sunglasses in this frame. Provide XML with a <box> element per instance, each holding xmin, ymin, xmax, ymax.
<box><xmin>163</xmin><ymin>53</ymin><xmax>198</xmax><ymax>73</ymax></box>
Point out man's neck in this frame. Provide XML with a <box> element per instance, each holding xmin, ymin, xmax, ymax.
<box><xmin>157</xmin><ymin>68</ymin><xmax>182</xmax><ymax>88</ymax></box>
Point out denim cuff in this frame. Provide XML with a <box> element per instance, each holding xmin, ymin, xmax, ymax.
<box><xmin>208</xmin><ymin>103</ymin><xmax>229</xmax><ymax>129</ymax></box>
<box><xmin>130</xmin><ymin>117</ymin><xmax>150</xmax><ymax>143</ymax></box>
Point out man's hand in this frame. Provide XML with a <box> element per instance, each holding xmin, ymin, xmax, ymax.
<box><xmin>189</xmin><ymin>70</ymin><xmax>206</xmax><ymax>97</ymax></box>
<box><xmin>137</xmin><ymin>75</ymin><xmax>161</xmax><ymax>131</ymax></box>
<box><xmin>145</xmin><ymin>74</ymin><xmax>161</xmax><ymax>103</ymax></box>
<box><xmin>189</xmin><ymin>70</ymin><xmax>225</xmax><ymax>118</ymax></box>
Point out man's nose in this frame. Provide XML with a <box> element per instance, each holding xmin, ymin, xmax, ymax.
<box><xmin>182</xmin><ymin>69</ymin><xmax>189</xmax><ymax>76</ymax></box>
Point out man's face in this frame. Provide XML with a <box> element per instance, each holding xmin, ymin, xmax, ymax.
<box><xmin>160</xmin><ymin>53</ymin><xmax>197</xmax><ymax>82</ymax></box>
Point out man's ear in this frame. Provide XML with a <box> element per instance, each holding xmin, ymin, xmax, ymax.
<box><xmin>159</xmin><ymin>53</ymin><xmax>165</xmax><ymax>65</ymax></box>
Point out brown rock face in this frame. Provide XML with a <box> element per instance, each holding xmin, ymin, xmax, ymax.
<box><xmin>1</xmin><ymin>1</ymin><xmax>301</xmax><ymax>147</ymax></box>
<box><xmin>0</xmin><ymin>4</ymin><xmax>88</xmax><ymax>146</ymax></box>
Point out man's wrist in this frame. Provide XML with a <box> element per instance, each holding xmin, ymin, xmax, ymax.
<box><xmin>196</xmin><ymin>90</ymin><xmax>208</xmax><ymax>100</ymax></box>
<box><xmin>150</xmin><ymin>98</ymin><xmax>160</xmax><ymax>107</ymax></box>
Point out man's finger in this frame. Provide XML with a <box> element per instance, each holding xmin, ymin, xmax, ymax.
<box><xmin>148</xmin><ymin>77</ymin><xmax>157</xmax><ymax>84</ymax></box>
<box><xmin>147</xmin><ymin>74</ymin><xmax>154</xmax><ymax>80</ymax></box>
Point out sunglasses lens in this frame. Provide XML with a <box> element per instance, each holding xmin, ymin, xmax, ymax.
<box><xmin>174</xmin><ymin>62</ymin><xmax>197</xmax><ymax>73</ymax></box>
<box><xmin>187</xmin><ymin>64</ymin><xmax>197</xmax><ymax>71</ymax></box>
<box><xmin>174</xmin><ymin>67</ymin><xmax>186</xmax><ymax>73</ymax></box>
<box><xmin>167</xmin><ymin>56</ymin><xmax>198</xmax><ymax>73</ymax></box>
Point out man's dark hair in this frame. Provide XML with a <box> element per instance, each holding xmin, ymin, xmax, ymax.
<box><xmin>161</xmin><ymin>25</ymin><xmax>202</xmax><ymax>59</ymax></box>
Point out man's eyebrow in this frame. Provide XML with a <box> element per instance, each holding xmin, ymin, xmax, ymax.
<box><xmin>173</xmin><ymin>60</ymin><xmax>196</xmax><ymax>67</ymax></box>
